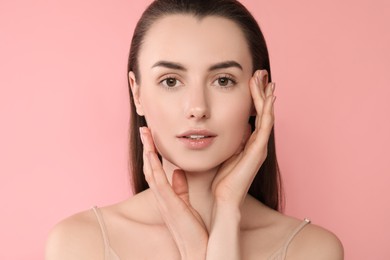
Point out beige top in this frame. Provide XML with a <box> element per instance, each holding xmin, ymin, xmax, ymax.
<box><xmin>92</xmin><ymin>206</ymin><xmax>310</xmax><ymax>260</ymax></box>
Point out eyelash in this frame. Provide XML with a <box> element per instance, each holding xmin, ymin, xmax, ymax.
<box><xmin>212</xmin><ymin>75</ymin><xmax>237</xmax><ymax>89</ymax></box>
<box><xmin>159</xmin><ymin>75</ymin><xmax>184</xmax><ymax>90</ymax></box>
<box><xmin>158</xmin><ymin>74</ymin><xmax>237</xmax><ymax>90</ymax></box>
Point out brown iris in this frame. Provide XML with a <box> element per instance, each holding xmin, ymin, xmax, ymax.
<box><xmin>166</xmin><ymin>78</ymin><xmax>177</xmax><ymax>87</ymax></box>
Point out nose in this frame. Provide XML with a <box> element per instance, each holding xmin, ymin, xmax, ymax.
<box><xmin>184</xmin><ymin>86</ymin><xmax>210</xmax><ymax>120</ymax></box>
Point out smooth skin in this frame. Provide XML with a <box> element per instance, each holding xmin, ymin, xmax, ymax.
<box><xmin>46</xmin><ymin>15</ymin><xmax>343</xmax><ymax>259</ymax></box>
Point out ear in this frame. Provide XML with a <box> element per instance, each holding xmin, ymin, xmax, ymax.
<box><xmin>129</xmin><ymin>71</ymin><xmax>144</xmax><ymax>116</ymax></box>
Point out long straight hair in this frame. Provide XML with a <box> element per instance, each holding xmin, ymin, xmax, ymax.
<box><xmin>127</xmin><ymin>0</ymin><xmax>283</xmax><ymax>211</ymax></box>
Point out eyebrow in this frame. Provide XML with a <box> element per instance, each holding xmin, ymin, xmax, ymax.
<box><xmin>208</xmin><ymin>61</ymin><xmax>243</xmax><ymax>71</ymax></box>
<box><xmin>151</xmin><ymin>60</ymin><xmax>243</xmax><ymax>71</ymax></box>
<box><xmin>152</xmin><ymin>61</ymin><xmax>186</xmax><ymax>70</ymax></box>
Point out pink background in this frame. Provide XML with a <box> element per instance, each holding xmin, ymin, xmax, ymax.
<box><xmin>1</xmin><ymin>0</ymin><xmax>389</xmax><ymax>259</ymax></box>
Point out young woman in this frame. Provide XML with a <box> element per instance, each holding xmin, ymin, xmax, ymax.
<box><xmin>46</xmin><ymin>0</ymin><xmax>343</xmax><ymax>259</ymax></box>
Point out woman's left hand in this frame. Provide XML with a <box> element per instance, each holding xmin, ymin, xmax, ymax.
<box><xmin>211</xmin><ymin>69</ymin><xmax>275</xmax><ymax>208</ymax></box>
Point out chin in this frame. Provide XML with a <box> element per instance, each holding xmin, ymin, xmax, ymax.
<box><xmin>178</xmin><ymin>163</ymin><xmax>220</xmax><ymax>174</ymax></box>
<box><xmin>163</xmin><ymin>153</ymin><xmax>229</xmax><ymax>174</ymax></box>
<box><xmin>157</xmin><ymin>142</ymin><xmax>240</xmax><ymax>174</ymax></box>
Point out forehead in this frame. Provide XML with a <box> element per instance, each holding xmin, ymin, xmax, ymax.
<box><xmin>138</xmin><ymin>14</ymin><xmax>252</xmax><ymax>71</ymax></box>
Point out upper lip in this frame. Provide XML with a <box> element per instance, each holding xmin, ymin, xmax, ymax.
<box><xmin>177</xmin><ymin>129</ymin><xmax>217</xmax><ymax>138</ymax></box>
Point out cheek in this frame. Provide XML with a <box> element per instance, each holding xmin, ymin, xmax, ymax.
<box><xmin>215</xmin><ymin>94</ymin><xmax>252</xmax><ymax>147</ymax></box>
<box><xmin>140</xmin><ymin>93</ymin><xmax>178</xmax><ymax>155</ymax></box>
<box><xmin>140</xmin><ymin>87</ymin><xmax>174</xmax><ymax>127</ymax></box>
<box><xmin>227</xmin><ymin>109</ymin><xmax>251</xmax><ymax>143</ymax></box>
<box><xmin>219</xmin><ymin>89</ymin><xmax>252</xmax><ymax>122</ymax></box>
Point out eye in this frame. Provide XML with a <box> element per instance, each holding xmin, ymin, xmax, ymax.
<box><xmin>217</xmin><ymin>77</ymin><xmax>230</xmax><ymax>86</ymax></box>
<box><xmin>160</xmin><ymin>76</ymin><xmax>183</xmax><ymax>88</ymax></box>
<box><xmin>212</xmin><ymin>75</ymin><xmax>236</xmax><ymax>88</ymax></box>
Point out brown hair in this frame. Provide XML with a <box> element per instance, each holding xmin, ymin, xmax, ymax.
<box><xmin>127</xmin><ymin>0</ymin><xmax>283</xmax><ymax>211</ymax></box>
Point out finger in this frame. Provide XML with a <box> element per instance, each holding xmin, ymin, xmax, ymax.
<box><xmin>139</xmin><ymin>127</ymin><xmax>155</xmax><ymax>184</ymax></box>
<box><xmin>250</xmin><ymin>77</ymin><xmax>263</xmax><ymax>127</ymax></box>
<box><xmin>267</xmin><ymin>82</ymin><xmax>275</xmax><ymax>97</ymax></box>
<box><xmin>140</xmin><ymin>127</ymin><xmax>189</xmax><ymax>209</ymax></box>
<box><xmin>237</xmin><ymin>93</ymin><xmax>275</xmax><ymax>173</ymax></box>
<box><xmin>255</xmin><ymin>95</ymin><xmax>276</xmax><ymax>148</ymax></box>
<box><xmin>172</xmin><ymin>169</ymin><xmax>190</xmax><ymax>206</ymax></box>
<box><xmin>140</xmin><ymin>131</ymin><xmax>189</xmax><ymax>204</ymax></box>
<box><xmin>146</xmin><ymin>151</ymin><xmax>190</xmax><ymax>216</ymax></box>
<box><xmin>145</xmin><ymin>152</ymin><xmax>192</xmax><ymax>215</ymax></box>
<box><xmin>140</xmin><ymin>126</ymin><xmax>156</xmax><ymax>153</ymax></box>
<box><xmin>140</xmin><ymin>127</ymin><xmax>154</xmax><ymax>184</ymax></box>
<box><xmin>258</xmin><ymin>82</ymin><xmax>275</xmax><ymax>129</ymax></box>
<box><xmin>147</xmin><ymin>151</ymin><xmax>173</xmax><ymax>190</ymax></box>
<box><xmin>145</xmin><ymin>152</ymin><xmax>208</xmax><ymax>254</ymax></box>
<box><xmin>172</xmin><ymin>170</ymin><xmax>208</xmax><ymax>231</ymax></box>
<box><xmin>172</xmin><ymin>170</ymin><xmax>187</xmax><ymax>194</ymax></box>
<box><xmin>253</xmin><ymin>70</ymin><xmax>268</xmax><ymax>100</ymax></box>
<box><xmin>146</xmin><ymin>151</ymin><xmax>206</xmax><ymax>228</ymax></box>
<box><xmin>250</xmin><ymin>71</ymin><xmax>267</xmax><ymax>127</ymax></box>
<box><xmin>256</xmin><ymin>85</ymin><xmax>275</xmax><ymax>143</ymax></box>
<box><xmin>246</xmin><ymin>95</ymin><xmax>274</xmax><ymax>154</ymax></box>
<box><xmin>251</xmin><ymin>79</ymin><xmax>275</xmax><ymax>127</ymax></box>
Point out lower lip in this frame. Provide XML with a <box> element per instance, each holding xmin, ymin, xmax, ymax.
<box><xmin>178</xmin><ymin>137</ymin><xmax>215</xmax><ymax>149</ymax></box>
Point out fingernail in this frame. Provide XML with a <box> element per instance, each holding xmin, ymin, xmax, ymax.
<box><xmin>272</xmin><ymin>96</ymin><xmax>277</xmax><ymax>103</ymax></box>
<box><xmin>272</xmin><ymin>83</ymin><xmax>276</xmax><ymax>92</ymax></box>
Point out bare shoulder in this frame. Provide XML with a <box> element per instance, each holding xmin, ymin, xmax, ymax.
<box><xmin>45</xmin><ymin>191</ymin><xmax>161</xmax><ymax>260</ymax></box>
<box><xmin>45</xmin><ymin>208</ymin><xmax>104</xmax><ymax>260</ymax></box>
<box><xmin>241</xmin><ymin>197</ymin><xmax>343</xmax><ymax>259</ymax></box>
<box><xmin>287</xmin><ymin>221</ymin><xmax>344</xmax><ymax>259</ymax></box>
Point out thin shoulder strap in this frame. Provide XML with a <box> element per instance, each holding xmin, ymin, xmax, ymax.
<box><xmin>92</xmin><ymin>206</ymin><xmax>111</xmax><ymax>259</ymax></box>
<box><xmin>279</xmin><ymin>218</ymin><xmax>311</xmax><ymax>259</ymax></box>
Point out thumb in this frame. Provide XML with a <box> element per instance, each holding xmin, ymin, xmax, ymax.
<box><xmin>172</xmin><ymin>169</ymin><xmax>190</xmax><ymax>206</ymax></box>
<box><xmin>173</xmin><ymin>170</ymin><xmax>208</xmax><ymax>232</ymax></box>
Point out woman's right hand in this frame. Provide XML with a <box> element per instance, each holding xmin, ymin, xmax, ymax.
<box><xmin>140</xmin><ymin>127</ymin><xmax>208</xmax><ymax>260</ymax></box>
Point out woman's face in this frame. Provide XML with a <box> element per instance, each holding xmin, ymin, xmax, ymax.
<box><xmin>131</xmin><ymin>14</ymin><xmax>253</xmax><ymax>172</ymax></box>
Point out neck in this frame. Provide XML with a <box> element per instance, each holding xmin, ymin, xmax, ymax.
<box><xmin>162</xmin><ymin>159</ymin><xmax>218</xmax><ymax>230</ymax></box>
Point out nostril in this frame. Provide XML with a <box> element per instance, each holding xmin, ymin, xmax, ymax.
<box><xmin>187</xmin><ymin>107</ymin><xmax>209</xmax><ymax>119</ymax></box>
<box><xmin>185</xmin><ymin>90</ymin><xmax>210</xmax><ymax>119</ymax></box>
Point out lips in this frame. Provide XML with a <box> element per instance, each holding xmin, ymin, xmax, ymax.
<box><xmin>177</xmin><ymin>129</ymin><xmax>217</xmax><ymax>149</ymax></box>
<box><xmin>177</xmin><ymin>129</ymin><xmax>216</xmax><ymax>138</ymax></box>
